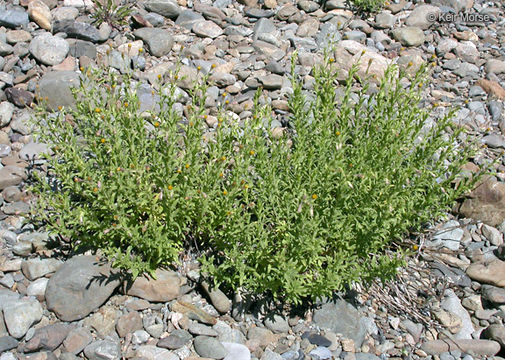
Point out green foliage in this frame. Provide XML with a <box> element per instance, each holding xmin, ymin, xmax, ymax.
<box><xmin>347</xmin><ymin>0</ymin><xmax>386</xmax><ymax>13</ymax></box>
<box><xmin>90</xmin><ymin>0</ymin><xmax>132</xmax><ymax>29</ymax></box>
<box><xmin>31</xmin><ymin>53</ymin><xmax>480</xmax><ymax>304</ymax></box>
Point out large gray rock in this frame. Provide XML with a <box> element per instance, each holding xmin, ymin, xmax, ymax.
<box><xmin>21</xmin><ymin>258</ymin><xmax>63</xmax><ymax>280</ymax></box>
<box><xmin>133</xmin><ymin>28</ymin><xmax>173</xmax><ymax>57</ymax></box>
<box><xmin>29</xmin><ymin>33</ymin><xmax>69</xmax><ymax>66</ymax></box>
<box><xmin>84</xmin><ymin>339</ymin><xmax>121</xmax><ymax>360</ymax></box>
<box><xmin>23</xmin><ymin>324</ymin><xmax>72</xmax><ymax>352</ymax></box>
<box><xmin>0</xmin><ymin>102</ymin><xmax>14</xmax><ymax>127</ymax></box>
<box><xmin>45</xmin><ymin>256</ymin><xmax>121</xmax><ymax>321</ymax></box>
<box><xmin>392</xmin><ymin>27</ymin><xmax>425</xmax><ymax>47</ymax></box>
<box><xmin>441</xmin><ymin>289</ymin><xmax>474</xmax><ymax>339</ymax></box>
<box><xmin>0</xmin><ymin>9</ymin><xmax>29</xmax><ymax>28</ymax></box>
<box><xmin>3</xmin><ymin>299</ymin><xmax>43</xmax><ymax>338</ymax></box>
<box><xmin>37</xmin><ymin>71</ymin><xmax>80</xmax><ymax>110</ymax></box>
<box><xmin>312</xmin><ymin>300</ymin><xmax>367</xmax><ymax>348</ymax></box>
<box><xmin>53</xmin><ymin>20</ymin><xmax>103</xmax><ymax>43</ymax></box>
<box><xmin>194</xmin><ymin>336</ymin><xmax>227</xmax><ymax>359</ymax></box>
<box><xmin>406</xmin><ymin>5</ymin><xmax>440</xmax><ymax>29</ymax></box>
<box><xmin>144</xmin><ymin>0</ymin><xmax>181</xmax><ymax>19</ymax></box>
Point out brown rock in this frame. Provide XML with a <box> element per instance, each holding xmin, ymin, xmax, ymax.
<box><xmin>476</xmin><ymin>79</ymin><xmax>505</xmax><ymax>100</ymax></box>
<box><xmin>482</xmin><ymin>324</ymin><xmax>505</xmax><ymax>349</ymax></box>
<box><xmin>5</xmin><ymin>87</ymin><xmax>34</xmax><ymax>108</ymax></box>
<box><xmin>247</xmin><ymin>327</ymin><xmax>279</xmax><ymax>349</ymax></box>
<box><xmin>23</xmin><ymin>324</ymin><xmax>72</xmax><ymax>352</ymax></box>
<box><xmin>201</xmin><ymin>282</ymin><xmax>231</xmax><ymax>314</ymax></box>
<box><xmin>482</xmin><ymin>285</ymin><xmax>505</xmax><ymax>304</ymax></box>
<box><xmin>28</xmin><ymin>0</ymin><xmax>52</xmax><ymax>30</ymax></box>
<box><xmin>125</xmin><ymin>269</ymin><xmax>183</xmax><ymax>302</ymax></box>
<box><xmin>171</xmin><ymin>301</ymin><xmax>217</xmax><ymax>325</ymax></box>
<box><xmin>0</xmin><ymin>165</ymin><xmax>25</xmax><ymax>190</ymax></box>
<box><xmin>62</xmin><ymin>327</ymin><xmax>93</xmax><ymax>354</ymax></box>
<box><xmin>83</xmin><ymin>306</ymin><xmax>118</xmax><ymax>337</ymax></box>
<box><xmin>421</xmin><ymin>339</ymin><xmax>500</xmax><ymax>355</ymax></box>
<box><xmin>116</xmin><ymin>311</ymin><xmax>143</xmax><ymax>338</ymax></box>
<box><xmin>457</xmin><ymin>176</ymin><xmax>505</xmax><ymax>226</ymax></box>
<box><xmin>466</xmin><ymin>260</ymin><xmax>505</xmax><ymax>287</ymax></box>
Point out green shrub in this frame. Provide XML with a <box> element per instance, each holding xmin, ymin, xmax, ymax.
<box><xmin>31</xmin><ymin>53</ymin><xmax>480</xmax><ymax>304</ymax></box>
<box><xmin>347</xmin><ymin>0</ymin><xmax>386</xmax><ymax>13</ymax></box>
<box><xmin>90</xmin><ymin>0</ymin><xmax>132</xmax><ymax>29</ymax></box>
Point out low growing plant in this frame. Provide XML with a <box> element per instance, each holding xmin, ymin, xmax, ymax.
<box><xmin>90</xmin><ymin>0</ymin><xmax>133</xmax><ymax>29</ymax></box>
<box><xmin>31</xmin><ymin>52</ymin><xmax>481</xmax><ymax>304</ymax></box>
<box><xmin>347</xmin><ymin>0</ymin><xmax>386</xmax><ymax>13</ymax></box>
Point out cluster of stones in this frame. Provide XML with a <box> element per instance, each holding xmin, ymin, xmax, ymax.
<box><xmin>0</xmin><ymin>0</ymin><xmax>504</xmax><ymax>358</ymax></box>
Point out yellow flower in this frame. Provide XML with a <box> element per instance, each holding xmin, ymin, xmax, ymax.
<box><xmin>116</xmin><ymin>167</ymin><xmax>121</xmax><ymax>171</ymax></box>
<box><xmin>244</xmin><ymin>184</ymin><xmax>249</xmax><ymax>189</ymax></box>
<box><xmin>157</xmin><ymin>74</ymin><xmax>162</xmax><ymax>80</ymax></box>
<box><xmin>225</xmin><ymin>100</ymin><xmax>229</xmax><ymax>104</ymax></box>
<box><xmin>249</xmin><ymin>150</ymin><xmax>255</xmax><ymax>155</ymax></box>
<box><xmin>412</xmin><ymin>244</ymin><xmax>419</xmax><ymax>251</ymax></box>
<box><xmin>93</xmin><ymin>187</ymin><xmax>98</xmax><ymax>192</ymax></box>
<box><xmin>114</xmin><ymin>215</ymin><xmax>119</xmax><ymax>220</ymax></box>
<box><xmin>139</xmin><ymin>48</ymin><xmax>143</xmax><ymax>53</ymax></box>
<box><xmin>223</xmin><ymin>190</ymin><xmax>228</xmax><ymax>195</ymax></box>
<box><xmin>418</xmin><ymin>83</ymin><xmax>423</xmax><ymax>88</ymax></box>
<box><xmin>174</xmin><ymin>75</ymin><xmax>179</xmax><ymax>80</ymax></box>
<box><xmin>221</xmin><ymin>156</ymin><xmax>226</xmax><ymax>161</ymax></box>
<box><xmin>407</xmin><ymin>61</ymin><xmax>413</xmax><ymax>67</ymax></box>
<box><xmin>168</xmin><ymin>185</ymin><xmax>173</xmax><ymax>190</ymax></box>
<box><xmin>197</xmin><ymin>66</ymin><xmax>201</xmax><ymax>71</ymax></box>
<box><xmin>329</xmin><ymin>58</ymin><xmax>334</xmax><ymax>63</ymax></box>
<box><xmin>211</xmin><ymin>64</ymin><xmax>216</xmax><ymax>69</ymax></box>
<box><xmin>79</xmin><ymin>66</ymin><xmax>84</xmax><ymax>72</ymax></box>
<box><xmin>128</xmin><ymin>43</ymin><xmax>132</xmax><ymax>48</ymax></box>
<box><xmin>189</xmin><ymin>121</ymin><xmax>194</xmax><ymax>126</ymax></box>
<box><xmin>222</xmin><ymin>92</ymin><xmax>227</xmax><ymax>97</ymax></box>
<box><xmin>185</xmin><ymin>163</ymin><xmax>190</xmax><ymax>169</ymax></box>
<box><xmin>124</xmin><ymin>102</ymin><xmax>129</xmax><ymax>107</ymax></box>
<box><xmin>154</xmin><ymin>121</ymin><xmax>160</xmax><ymax>127</ymax></box>
<box><xmin>177</xmin><ymin>168</ymin><xmax>182</xmax><ymax>173</ymax></box>
<box><xmin>100</xmin><ymin>138</ymin><xmax>106</xmax><ymax>143</ymax></box>
<box><xmin>336</xmin><ymin>131</ymin><xmax>340</xmax><ymax>136</ymax></box>
<box><xmin>219</xmin><ymin>172</ymin><xmax>224</xmax><ymax>178</ymax></box>
<box><xmin>312</xmin><ymin>194</ymin><xmax>318</xmax><ymax>200</ymax></box>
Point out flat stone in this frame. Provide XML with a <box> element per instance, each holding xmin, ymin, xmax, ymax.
<box><xmin>421</xmin><ymin>339</ymin><xmax>500</xmax><ymax>356</ymax></box>
<box><xmin>482</xmin><ymin>224</ymin><xmax>503</xmax><ymax>246</ymax></box>
<box><xmin>457</xmin><ymin>177</ymin><xmax>505</xmax><ymax>226</ymax></box>
<box><xmin>0</xmin><ymin>336</ymin><xmax>18</xmax><ymax>353</ymax></box>
<box><xmin>309</xmin><ymin>347</ymin><xmax>332</xmax><ymax>360</ymax></box>
<box><xmin>482</xmin><ymin>324</ymin><xmax>505</xmax><ymax>348</ymax></box>
<box><xmin>0</xmin><ymin>42</ymin><xmax>14</xmax><ymax>56</ymax></box>
<box><xmin>194</xmin><ymin>336</ymin><xmax>227</xmax><ymax>359</ymax></box>
<box><xmin>0</xmin><ymin>9</ymin><xmax>29</xmax><ymax>28</ymax></box>
<box><xmin>466</xmin><ymin>260</ymin><xmax>505</xmax><ymax>287</ymax></box>
<box><xmin>264</xmin><ymin>315</ymin><xmax>289</xmax><ymax>334</ymax></box>
<box><xmin>171</xmin><ymin>300</ymin><xmax>217</xmax><ymax>325</ymax></box>
<box><xmin>83</xmin><ymin>306</ymin><xmax>118</xmax><ymax>338</ymax></box>
<box><xmin>3</xmin><ymin>299</ymin><xmax>43</xmax><ymax>338</ymax></box>
<box><xmin>158</xmin><ymin>329</ymin><xmax>193</xmax><ymax>349</ymax></box>
<box><xmin>175</xmin><ymin>10</ymin><xmax>204</xmax><ymax>30</ymax></box>
<box><xmin>23</xmin><ymin>324</ymin><xmax>72</xmax><ymax>352</ymax></box>
<box><xmin>0</xmin><ymin>102</ymin><xmax>14</xmax><ymax>127</ymax></box>
<box><xmin>116</xmin><ymin>311</ymin><xmax>142</xmax><ymax>338</ymax></box>
<box><xmin>133</xmin><ymin>28</ymin><xmax>173</xmax><ymax>57</ymax></box>
<box><xmin>482</xmin><ymin>285</ymin><xmax>505</xmax><ymax>304</ymax></box>
<box><xmin>27</xmin><ymin>278</ymin><xmax>49</xmax><ymax>297</ymax></box>
<box><xmin>392</xmin><ymin>27</ymin><xmax>425</xmax><ymax>47</ymax></box>
<box><xmin>62</xmin><ymin>327</ymin><xmax>93</xmax><ymax>354</ymax></box>
<box><xmin>0</xmin><ymin>166</ymin><xmax>25</xmax><ymax>190</ymax></box>
<box><xmin>144</xmin><ymin>0</ymin><xmax>181</xmax><ymax>19</ymax></box>
<box><xmin>260</xmin><ymin>349</ymin><xmax>283</xmax><ymax>360</ymax></box>
<box><xmin>312</xmin><ymin>300</ymin><xmax>367</xmax><ymax>348</ymax></box>
<box><xmin>193</xmin><ymin>20</ymin><xmax>223</xmax><ymax>39</ymax></box>
<box><xmin>21</xmin><ymin>258</ymin><xmax>62</xmax><ymax>280</ymax></box>
<box><xmin>455</xmin><ymin>41</ymin><xmax>479</xmax><ymax>64</ymax></box>
<box><xmin>28</xmin><ymin>0</ymin><xmax>52</xmax><ymax>30</ymax></box>
<box><xmin>476</xmin><ymin>79</ymin><xmax>505</xmax><ymax>100</ymax></box>
<box><xmin>247</xmin><ymin>327</ymin><xmax>279</xmax><ymax>348</ymax></box>
<box><xmin>6</xmin><ymin>30</ymin><xmax>32</xmax><ymax>44</ymax></box>
<box><xmin>125</xmin><ymin>269</ymin><xmax>182</xmax><ymax>302</ymax></box>
<box><xmin>83</xmin><ymin>339</ymin><xmax>121</xmax><ymax>360</ymax></box>
<box><xmin>334</xmin><ymin>40</ymin><xmax>391</xmax><ymax>82</ymax></box>
<box><xmin>5</xmin><ymin>87</ymin><xmax>34</xmax><ymax>108</ymax></box>
<box><xmin>222</xmin><ymin>342</ymin><xmax>250</xmax><ymax>360</ymax></box>
<box><xmin>135</xmin><ymin>345</ymin><xmax>179</xmax><ymax>360</ymax></box>
<box><xmin>29</xmin><ymin>33</ymin><xmax>69</xmax><ymax>66</ymax></box>
<box><xmin>406</xmin><ymin>5</ymin><xmax>439</xmax><ymax>29</ymax></box>
<box><xmin>52</xmin><ymin>20</ymin><xmax>102</xmax><ymax>43</ymax></box>
<box><xmin>45</xmin><ymin>255</ymin><xmax>121</xmax><ymax>321</ymax></box>
<box><xmin>37</xmin><ymin>71</ymin><xmax>80</xmax><ymax>111</ymax></box>
<box><xmin>486</xmin><ymin>59</ymin><xmax>505</xmax><ymax>75</ymax></box>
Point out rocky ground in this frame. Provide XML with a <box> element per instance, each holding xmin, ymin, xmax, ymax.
<box><xmin>0</xmin><ymin>0</ymin><xmax>505</xmax><ymax>359</ymax></box>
